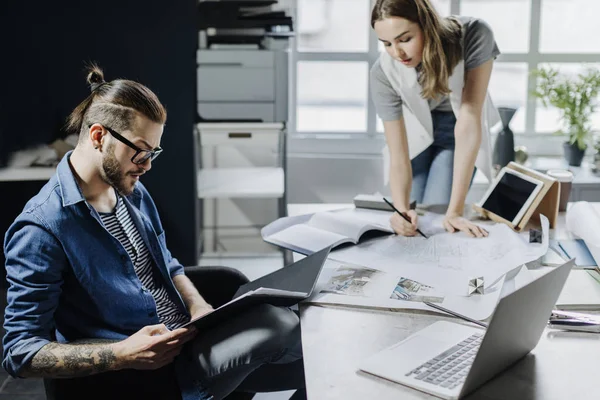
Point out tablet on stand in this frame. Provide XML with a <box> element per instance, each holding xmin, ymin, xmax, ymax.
<box><xmin>473</xmin><ymin>162</ymin><xmax>560</xmax><ymax>231</ymax></box>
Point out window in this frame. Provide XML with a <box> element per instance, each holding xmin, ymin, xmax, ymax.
<box><xmin>291</xmin><ymin>0</ymin><xmax>600</xmax><ymax>153</ymax></box>
<box><xmin>297</xmin><ymin>61</ymin><xmax>368</xmax><ymax>132</ymax></box>
<box><xmin>539</xmin><ymin>0</ymin><xmax>600</xmax><ymax>53</ymax></box>
<box><xmin>488</xmin><ymin>63</ymin><xmax>528</xmax><ymax>132</ymax></box>
<box><xmin>297</xmin><ymin>0</ymin><xmax>370</xmax><ymax>52</ymax></box>
<box><xmin>461</xmin><ymin>0</ymin><xmax>530</xmax><ymax>53</ymax></box>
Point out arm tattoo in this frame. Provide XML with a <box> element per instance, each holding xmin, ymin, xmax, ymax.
<box><xmin>22</xmin><ymin>339</ymin><xmax>119</xmax><ymax>378</ymax></box>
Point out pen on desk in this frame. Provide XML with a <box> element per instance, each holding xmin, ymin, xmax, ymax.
<box><xmin>382</xmin><ymin>198</ymin><xmax>428</xmax><ymax>239</ymax></box>
<box><xmin>423</xmin><ymin>301</ymin><xmax>488</xmax><ymax>328</ymax></box>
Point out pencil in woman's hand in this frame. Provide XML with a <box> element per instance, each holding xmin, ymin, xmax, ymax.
<box><xmin>382</xmin><ymin>198</ymin><xmax>428</xmax><ymax>239</ymax></box>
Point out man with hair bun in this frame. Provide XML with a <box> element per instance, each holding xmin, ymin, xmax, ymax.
<box><xmin>2</xmin><ymin>64</ymin><xmax>306</xmax><ymax>400</ymax></box>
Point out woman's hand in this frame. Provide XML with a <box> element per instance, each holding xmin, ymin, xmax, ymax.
<box><xmin>390</xmin><ymin>209</ymin><xmax>419</xmax><ymax>237</ymax></box>
<box><xmin>443</xmin><ymin>213</ymin><xmax>488</xmax><ymax>238</ymax></box>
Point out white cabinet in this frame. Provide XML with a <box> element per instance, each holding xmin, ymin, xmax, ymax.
<box><xmin>196</xmin><ymin>123</ymin><xmax>287</xmax><ymax>256</ymax></box>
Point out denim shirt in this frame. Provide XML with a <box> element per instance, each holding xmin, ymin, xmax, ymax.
<box><xmin>2</xmin><ymin>152</ymin><xmax>211</xmax><ymax>400</ymax></box>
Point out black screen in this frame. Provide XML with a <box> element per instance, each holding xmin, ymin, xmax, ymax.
<box><xmin>482</xmin><ymin>172</ymin><xmax>539</xmax><ymax>222</ymax></box>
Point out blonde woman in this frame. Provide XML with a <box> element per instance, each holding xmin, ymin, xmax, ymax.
<box><xmin>371</xmin><ymin>0</ymin><xmax>500</xmax><ymax>237</ymax></box>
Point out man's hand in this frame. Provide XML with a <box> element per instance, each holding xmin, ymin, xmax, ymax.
<box><xmin>113</xmin><ymin>324</ymin><xmax>197</xmax><ymax>370</ymax></box>
<box><xmin>390</xmin><ymin>209</ymin><xmax>419</xmax><ymax>237</ymax></box>
<box><xmin>443</xmin><ymin>214</ymin><xmax>488</xmax><ymax>238</ymax></box>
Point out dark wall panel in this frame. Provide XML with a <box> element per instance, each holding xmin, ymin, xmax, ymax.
<box><xmin>0</xmin><ymin>0</ymin><xmax>199</xmax><ymax>267</ymax></box>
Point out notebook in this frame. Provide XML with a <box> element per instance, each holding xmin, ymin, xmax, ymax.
<box><xmin>550</xmin><ymin>239</ymin><xmax>598</xmax><ymax>268</ymax></box>
<box><xmin>181</xmin><ymin>246</ymin><xmax>330</xmax><ymax>329</ymax></box>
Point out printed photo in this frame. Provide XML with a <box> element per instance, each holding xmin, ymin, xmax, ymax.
<box><xmin>321</xmin><ymin>265</ymin><xmax>381</xmax><ymax>296</ymax></box>
<box><xmin>390</xmin><ymin>277</ymin><xmax>444</xmax><ymax>303</ymax></box>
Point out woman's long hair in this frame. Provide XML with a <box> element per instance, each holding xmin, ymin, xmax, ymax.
<box><xmin>371</xmin><ymin>0</ymin><xmax>463</xmax><ymax>99</ymax></box>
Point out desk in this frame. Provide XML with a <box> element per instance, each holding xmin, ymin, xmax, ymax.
<box><xmin>292</xmin><ymin>205</ymin><xmax>600</xmax><ymax>400</ymax></box>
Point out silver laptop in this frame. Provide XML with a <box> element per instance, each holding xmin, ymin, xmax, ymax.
<box><xmin>360</xmin><ymin>259</ymin><xmax>575</xmax><ymax>399</ymax></box>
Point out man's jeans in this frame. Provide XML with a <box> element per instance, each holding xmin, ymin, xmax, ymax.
<box><xmin>192</xmin><ymin>304</ymin><xmax>304</xmax><ymax>400</ymax></box>
<box><xmin>410</xmin><ymin>111</ymin><xmax>475</xmax><ymax>205</ymax></box>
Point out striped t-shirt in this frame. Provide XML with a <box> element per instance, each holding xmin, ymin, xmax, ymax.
<box><xmin>99</xmin><ymin>194</ymin><xmax>189</xmax><ymax>330</ymax></box>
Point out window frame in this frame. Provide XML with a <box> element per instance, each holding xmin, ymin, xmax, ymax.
<box><xmin>288</xmin><ymin>0</ymin><xmax>600</xmax><ymax>156</ymax></box>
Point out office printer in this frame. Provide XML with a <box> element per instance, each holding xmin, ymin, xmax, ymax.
<box><xmin>198</xmin><ymin>0</ymin><xmax>293</xmax><ymax>49</ymax></box>
<box><xmin>197</xmin><ymin>0</ymin><xmax>292</xmax><ymax>122</ymax></box>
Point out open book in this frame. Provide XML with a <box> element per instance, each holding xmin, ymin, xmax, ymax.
<box><xmin>181</xmin><ymin>246</ymin><xmax>330</xmax><ymax>330</ymax></box>
<box><xmin>264</xmin><ymin>208</ymin><xmax>394</xmax><ymax>254</ymax></box>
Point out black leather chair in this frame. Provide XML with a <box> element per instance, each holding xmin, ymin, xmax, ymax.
<box><xmin>44</xmin><ymin>266</ymin><xmax>255</xmax><ymax>400</ymax></box>
<box><xmin>184</xmin><ymin>266</ymin><xmax>250</xmax><ymax>311</ymax></box>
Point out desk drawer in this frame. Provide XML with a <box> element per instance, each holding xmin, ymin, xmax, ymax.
<box><xmin>197</xmin><ymin>124</ymin><xmax>283</xmax><ymax>147</ymax></box>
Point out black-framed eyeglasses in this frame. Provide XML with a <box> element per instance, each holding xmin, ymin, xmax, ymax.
<box><xmin>90</xmin><ymin>124</ymin><xmax>163</xmax><ymax>165</ymax></box>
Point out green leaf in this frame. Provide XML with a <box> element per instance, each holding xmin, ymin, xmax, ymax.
<box><xmin>533</xmin><ymin>66</ymin><xmax>600</xmax><ymax>144</ymax></box>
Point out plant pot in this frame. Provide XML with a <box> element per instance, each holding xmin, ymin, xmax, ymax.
<box><xmin>563</xmin><ymin>142</ymin><xmax>586</xmax><ymax>166</ymax></box>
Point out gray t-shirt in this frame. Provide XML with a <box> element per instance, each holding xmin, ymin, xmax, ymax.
<box><xmin>371</xmin><ymin>16</ymin><xmax>500</xmax><ymax>121</ymax></box>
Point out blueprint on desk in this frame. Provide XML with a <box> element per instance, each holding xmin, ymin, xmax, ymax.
<box><xmin>326</xmin><ymin>214</ymin><xmax>549</xmax><ymax>298</ymax></box>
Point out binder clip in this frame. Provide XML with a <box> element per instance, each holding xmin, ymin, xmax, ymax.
<box><xmin>468</xmin><ymin>277</ymin><xmax>484</xmax><ymax>295</ymax></box>
<box><xmin>529</xmin><ymin>229</ymin><xmax>543</xmax><ymax>243</ymax></box>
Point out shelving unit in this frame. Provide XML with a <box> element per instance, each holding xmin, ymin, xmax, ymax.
<box><xmin>196</xmin><ymin>122</ymin><xmax>287</xmax><ymax>256</ymax></box>
<box><xmin>0</xmin><ymin>167</ymin><xmax>55</xmax><ymax>182</ymax></box>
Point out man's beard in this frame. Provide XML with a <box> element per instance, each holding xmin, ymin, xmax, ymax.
<box><xmin>101</xmin><ymin>143</ymin><xmax>136</xmax><ymax>196</ymax></box>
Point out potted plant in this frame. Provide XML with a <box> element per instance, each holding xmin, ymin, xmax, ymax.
<box><xmin>532</xmin><ymin>66</ymin><xmax>600</xmax><ymax>166</ymax></box>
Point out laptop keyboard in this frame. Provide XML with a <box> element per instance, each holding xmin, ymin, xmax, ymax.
<box><xmin>405</xmin><ymin>332</ymin><xmax>484</xmax><ymax>390</ymax></box>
